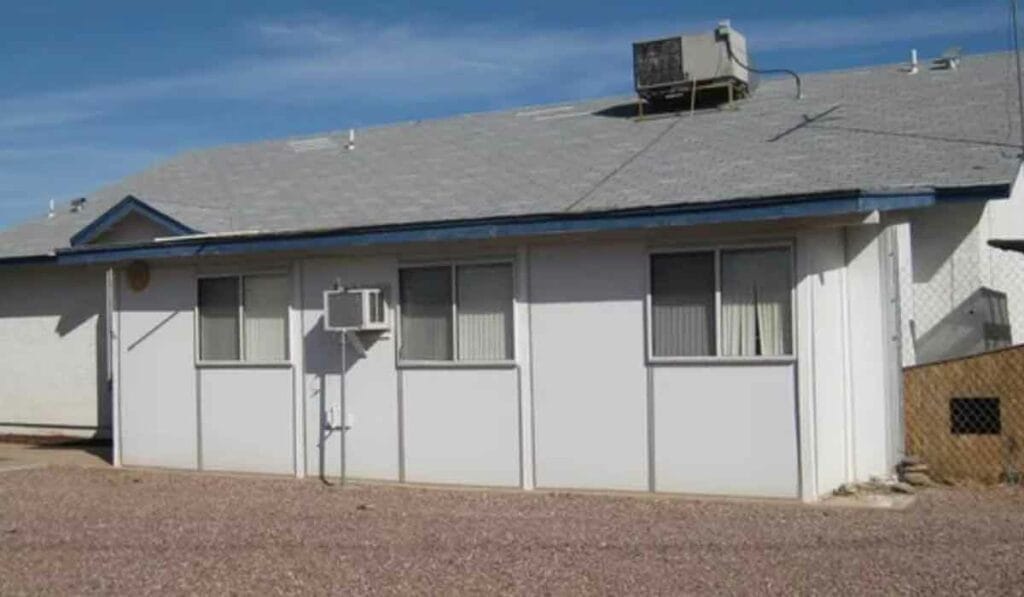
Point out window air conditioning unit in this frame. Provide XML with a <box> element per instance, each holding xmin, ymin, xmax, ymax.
<box><xmin>323</xmin><ymin>286</ymin><xmax>390</xmax><ymax>332</ymax></box>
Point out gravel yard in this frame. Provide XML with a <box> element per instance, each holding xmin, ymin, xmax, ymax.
<box><xmin>1</xmin><ymin>466</ymin><xmax>1023</xmax><ymax>595</ymax></box>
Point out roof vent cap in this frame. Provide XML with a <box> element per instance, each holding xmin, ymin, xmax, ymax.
<box><xmin>932</xmin><ymin>46</ymin><xmax>962</xmax><ymax>70</ymax></box>
<box><xmin>287</xmin><ymin>137</ymin><xmax>338</xmax><ymax>153</ymax></box>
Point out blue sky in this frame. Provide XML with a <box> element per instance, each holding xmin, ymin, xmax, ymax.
<box><xmin>0</xmin><ymin>1</ymin><xmax>1016</xmax><ymax>227</ymax></box>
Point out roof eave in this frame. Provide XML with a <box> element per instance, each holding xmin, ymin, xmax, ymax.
<box><xmin>52</xmin><ymin>185</ymin><xmax>1008</xmax><ymax>266</ymax></box>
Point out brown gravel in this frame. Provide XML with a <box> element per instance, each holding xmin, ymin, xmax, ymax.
<box><xmin>1</xmin><ymin>467</ymin><xmax>1023</xmax><ymax>595</ymax></box>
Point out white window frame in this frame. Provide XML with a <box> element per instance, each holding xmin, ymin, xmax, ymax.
<box><xmin>195</xmin><ymin>270</ymin><xmax>292</xmax><ymax>367</ymax></box>
<box><xmin>396</xmin><ymin>257</ymin><xmax>517</xmax><ymax>369</ymax></box>
<box><xmin>646</xmin><ymin>241</ymin><xmax>797</xmax><ymax>365</ymax></box>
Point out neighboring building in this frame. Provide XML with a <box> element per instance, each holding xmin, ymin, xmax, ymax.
<box><xmin>897</xmin><ymin>167</ymin><xmax>1024</xmax><ymax>366</ymax></box>
<box><xmin>0</xmin><ymin>47</ymin><xmax>1021</xmax><ymax>500</ymax></box>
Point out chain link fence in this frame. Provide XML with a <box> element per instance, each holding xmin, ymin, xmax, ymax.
<box><xmin>899</xmin><ymin>213</ymin><xmax>1024</xmax><ymax>485</ymax></box>
<box><xmin>904</xmin><ymin>346</ymin><xmax>1024</xmax><ymax>484</ymax></box>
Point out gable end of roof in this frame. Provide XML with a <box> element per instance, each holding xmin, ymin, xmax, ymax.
<box><xmin>69</xmin><ymin>195</ymin><xmax>199</xmax><ymax>247</ymax></box>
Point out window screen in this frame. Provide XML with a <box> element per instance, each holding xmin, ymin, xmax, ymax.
<box><xmin>457</xmin><ymin>264</ymin><xmax>513</xmax><ymax>360</ymax></box>
<box><xmin>720</xmin><ymin>248</ymin><xmax>792</xmax><ymax>357</ymax></box>
<box><xmin>198</xmin><ymin>277</ymin><xmax>240</xmax><ymax>361</ymax></box>
<box><xmin>650</xmin><ymin>253</ymin><xmax>716</xmax><ymax>357</ymax></box>
<box><xmin>399</xmin><ymin>267</ymin><xmax>453</xmax><ymax>360</ymax></box>
<box><xmin>243</xmin><ymin>275</ymin><xmax>289</xmax><ymax>362</ymax></box>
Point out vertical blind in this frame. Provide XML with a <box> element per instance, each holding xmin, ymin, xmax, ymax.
<box><xmin>721</xmin><ymin>248</ymin><xmax>792</xmax><ymax>356</ymax></box>
<box><xmin>399</xmin><ymin>263</ymin><xmax>514</xmax><ymax>362</ymax></box>
<box><xmin>198</xmin><ymin>277</ymin><xmax>240</xmax><ymax>361</ymax></box>
<box><xmin>243</xmin><ymin>275</ymin><xmax>289</xmax><ymax>362</ymax></box>
<box><xmin>650</xmin><ymin>253</ymin><xmax>716</xmax><ymax>356</ymax></box>
<box><xmin>457</xmin><ymin>264</ymin><xmax>513</xmax><ymax>360</ymax></box>
<box><xmin>650</xmin><ymin>247</ymin><xmax>792</xmax><ymax>358</ymax></box>
<box><xmin>399</xmin><ymin>267</ymin><xmax>453</xmax><ymax>360</ymax></box>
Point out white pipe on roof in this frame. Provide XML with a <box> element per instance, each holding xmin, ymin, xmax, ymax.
<box><xmin>153</xmin><ymin>230</ymin><xmax>265</xmax><ymax>243</ymax></box>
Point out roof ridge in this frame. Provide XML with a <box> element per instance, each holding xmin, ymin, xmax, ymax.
<box><xmin>122</xmin><ymin>51</ymin><xmax>1020</xmax><ymax>159</ymax></box>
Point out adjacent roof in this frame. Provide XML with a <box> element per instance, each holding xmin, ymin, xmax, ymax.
<box><xmin>2</xmin><ymin>52</ymin><xmax>1021</xmax><ymax>260</ymax></box>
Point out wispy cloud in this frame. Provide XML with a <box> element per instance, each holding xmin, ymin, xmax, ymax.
<box><xmin>745</xmin><ymin>5</ymin><xmax>1007</xmax><ymax>51</ymax></box>
<box><xmin>0</xmin><ymin>4</ymin><xmax>1007</xmax><ymax>133</ymax></box>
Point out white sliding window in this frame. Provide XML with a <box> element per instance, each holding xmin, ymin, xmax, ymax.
<box><xmin>649</xmin><ymin>245</ymin><xmax>793</xmax><ymax>359</ymax></box>
<box><xmin>399</xmin><ymin>261</ymin><xmax>514</xmax><ymax>363</ymax></box>
<box><xmin>197</xmin><ymin>274</ymin><xmax>289</xmax><ymax>363</ymax></box>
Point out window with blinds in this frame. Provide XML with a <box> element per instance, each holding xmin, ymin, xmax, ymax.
<box><xmin>650</xmin><ymin>252</ymin><xmax>716</xmax><ymax>357</ymax></box>
<box><xmin>399</xmin><ymin>262</ymin><xmax>513</xmax><ymax>363</ymax></box>
<box><xmin>198</xmin><ymin>274</ymin><xmax>289</xmax><ymax>363</ymax></box>
<box><xmin>649</xmin><ymin>246</ymin><xmax>793</xmax><ymax>359</ymax></box>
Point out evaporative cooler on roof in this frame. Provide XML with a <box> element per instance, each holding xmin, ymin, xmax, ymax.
<box><xmin>632</xmin><ymin>23</ymin><xmax>751</xmax><ymax>104</ymax></box>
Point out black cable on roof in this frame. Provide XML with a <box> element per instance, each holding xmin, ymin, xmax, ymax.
<box><xmin>720</xmin><ymin>29</ymin><xmax>802</xmax><ymax>100</ymax></box>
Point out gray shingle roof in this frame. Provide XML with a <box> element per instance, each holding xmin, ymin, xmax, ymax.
<box><xmin>2</xmin><ymin>52</ymin><xmax>1021</xmax><ymax>259</ymax></box>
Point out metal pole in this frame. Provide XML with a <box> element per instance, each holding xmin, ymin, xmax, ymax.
<box><xmin>339</xmin><ymin>331</ymin><xmax>347</xmax><ymax>486</ymax></box>
<box><xmin>1013</xmin><ymin>0</ymin><xmax>1024</xmax><ymax>155</ymax></box>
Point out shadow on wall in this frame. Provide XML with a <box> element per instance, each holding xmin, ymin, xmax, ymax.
<box><xmin>0</xmin><ymin>268</ymin><xmax>110</xmax><ymax>441</ymax></box>
<box><xmin>303</xmin><ymin>315</ymin><xmax>384</xmax><ymax>482</ymax></box>
<box><xmin>914</xmin><ymin>287</ymin><xmax>1013</xmax><ymax>364</ymax></box>
<box><xmin>910</xmin><ymin>202</ymin><xmax>985</xmax><ymax>286</ymax></box>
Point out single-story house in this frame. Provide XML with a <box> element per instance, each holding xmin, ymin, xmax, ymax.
<box><xmin>1</xmin><ymin>48</ymin><xmax>1022</xmax><ymax>500</ymax></box>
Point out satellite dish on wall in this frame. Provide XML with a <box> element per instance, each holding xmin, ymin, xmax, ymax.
<box><xmin>126</xmin><ymin>260</ymin><xmax>150</xmax><ymax>292</ymax></box>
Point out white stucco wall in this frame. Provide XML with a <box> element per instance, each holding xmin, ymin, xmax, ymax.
<box><xmin>795</xmin><ymin>224</ymin><xmax>901</xmax><ymax>495</ymax></box>
<box><xmin>301</xmin><ymin>256</ymin><xmax>400</xmax><ymax>481</ymax></box>
<box><xmin>402</xmin><ymin>368</ymin><xmax>521</xmax><ymax>486</ymax></box>
<box><xmin>796</xmin><ymin>228</ymin><xmax>850</xmax><ymax>494</ymax></box>
<box><xmin>652</xmin><ymin>364</ymin><xmax>798</xmax><ymax>497</ymax></box>
<box><xmin>0</xmin><ymin>265</ymin><xmax>108</xmax><ymax>438</ymax></box>
<box><xmin>846</xmin><ymin>224</ymin><xmax>900</xmax><ymax>478</ymax></box>
<box><xmin>107</xmin><ymin>221</ymin><xmax>901</xmax><ymax>499</ymax></box>
<box><xmin>117</xmin><ymin>265</ymin><xmax>197</xmax><ymax>468</ymax></box>
<box><xmin>199</xmin><ymin>367</ymin><xmax>294</xmax><ymax>475</ymax></box>
<box><xmin>529</xmin><ymin>242</ymin><xmax>650</xmax><ymax>491</ymax></box>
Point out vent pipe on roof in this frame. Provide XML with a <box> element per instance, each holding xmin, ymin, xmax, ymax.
<box><xmin>347</xmin><ymin>128</ymin><xmax>355</xmax><ymax>151</ymax></box>
<box><xmin>909</xmin><ymin>49</ymin><xmax>919</xmax><ymax>74</ymax></box>
<box><xmin>47</xmin><ymin>199</ymin><xmax>55</xmax><ymax>219</ymax></box>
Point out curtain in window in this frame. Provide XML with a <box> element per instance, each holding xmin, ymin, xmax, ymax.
<box><xmin>457</xmin><ymin>264</ymin><xmax>513</xmax><ymax>361</ymax></box>
<box><xmin>198</xmin><ymin>277</ymin><xmax>240</xmax><ymax>361</ymax></box>
<box><xmin>400</xmin><ymin>267</ymin><xmax>453</xmax><ymax>360</ymax></box>
<box><xmin>244</xmin><ymin>275</ymin><xmax>289</xmax><ymax>362</ymax></box>
<box><xmin>721</xmin><ymin>248</ymin><xmax>792</xmax><ymax>356</ymax></box>
<box><xmin>650</xmin><ymin>253</ymin><xmax>716</xmax><ymax>356</ymax></box>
